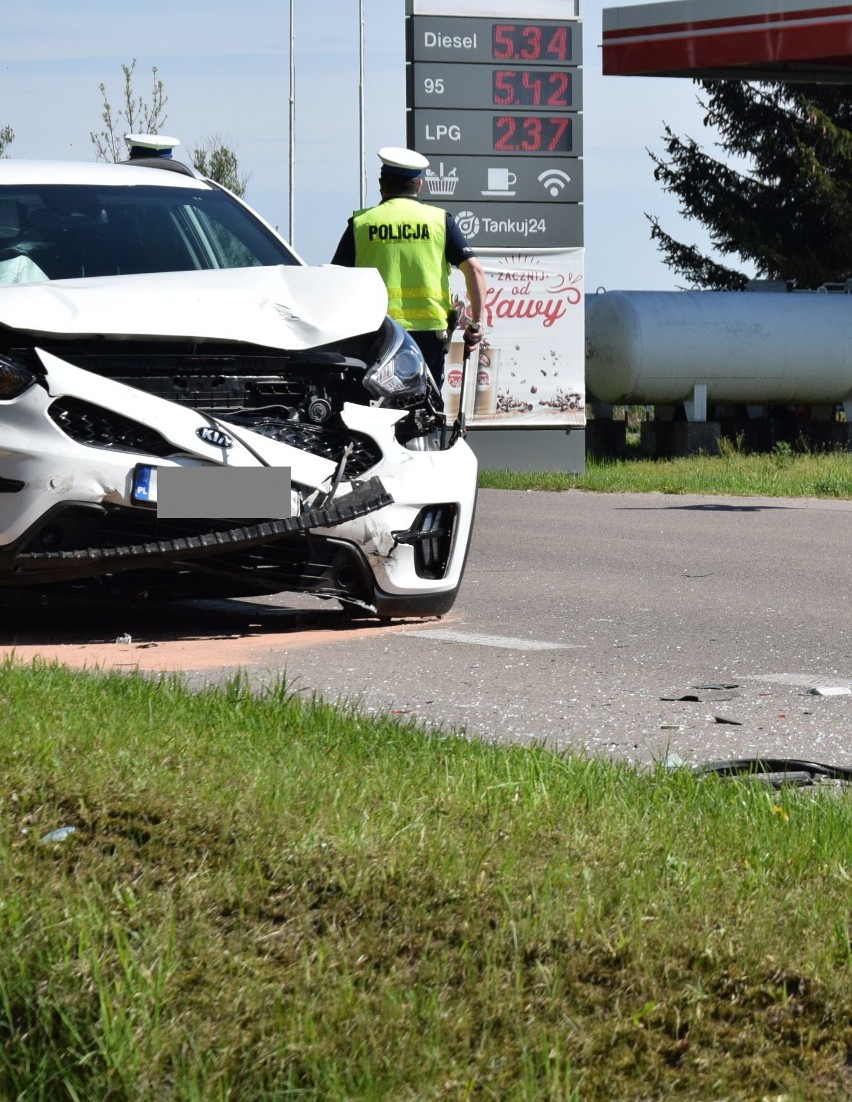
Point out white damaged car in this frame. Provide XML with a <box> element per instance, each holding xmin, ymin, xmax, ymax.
<box><xmin>0</xmin><ymin>156</ymin><xmax>477</xmax><ymax>617</ymax></box>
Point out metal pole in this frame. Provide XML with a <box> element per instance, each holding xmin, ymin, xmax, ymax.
<box><xmin>289</xmin><ymin>0</ymin><xmax>296</xmax><ymax>246</ymax></box>
<box><xmin>359</xmin><ymin>0</ymin><xmax>366</xmax><ymax>208</ymax></box>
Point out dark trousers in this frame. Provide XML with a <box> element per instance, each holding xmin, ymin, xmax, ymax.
<box><xmin>410</xmin><ymin>330</ymin><xmax>448</xmax><ymax>388</ymax></box>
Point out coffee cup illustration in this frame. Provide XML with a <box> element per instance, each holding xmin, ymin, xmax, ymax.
<box><xmin>442</xmin><ymin>342</ymin><xmax>476</xmax><ymax>419</ymax></box>
<box><xmin>443</xmin><ymin>365</ymin><xmax>464</xmax><ymax>420</ymax></box>
<box><xmin>474</xmin><ymin>344</ymin><xmax>499</xmax><ymax>417</ymax></box>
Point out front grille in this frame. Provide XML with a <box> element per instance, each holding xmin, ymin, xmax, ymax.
<box><xmin>49</xmin><ymin>397</ymin><xmax>178</xmax><ymax>457</ymax></box>
<box><xmin>30</xmin><ymin>334</ymin><xmax>387</xmax><ymax>474</ymax></box>
<box><xmin>237</xmin><ymin>419</ymin><xmax>382</xmax><ymax>476</ymax></box>
<box><xmin>47</xmin><ymin>398</ymin><xmax>382</xmax><ymax>475</ymax></box>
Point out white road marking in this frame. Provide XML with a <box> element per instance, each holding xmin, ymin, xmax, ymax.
<box><xmin>407</xmin><ymin>629</ymin><xmax>581</xmax><ymax>652</ymax></box>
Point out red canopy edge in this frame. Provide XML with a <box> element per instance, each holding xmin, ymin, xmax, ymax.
<box><xmin>602</xmin><ymin>4</ymin><xmax>852</xmax><ymax>80</ymax></box>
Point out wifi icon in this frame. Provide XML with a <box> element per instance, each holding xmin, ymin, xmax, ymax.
<box><xmin>538</xmin><ymin>168</ymin><xmax>572</xmax><ymax>197</ymax></box>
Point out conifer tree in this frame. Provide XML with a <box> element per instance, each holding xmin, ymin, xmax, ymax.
<box><xmin>648</xmin><ymin>81</ymin><xmax>852</xmax><ymax>290</ymax></box>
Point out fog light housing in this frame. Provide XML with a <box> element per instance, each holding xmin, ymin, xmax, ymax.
<box><xmin>392</xmin><ymin>504</ymin><xmax>457</xmax><ymax>579</ymax></box>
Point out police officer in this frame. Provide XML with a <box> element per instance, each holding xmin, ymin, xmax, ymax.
<box><xmin>331</xmin><ymin>146</ymin><xmax>486</xmax><ymax>388</ymax></box>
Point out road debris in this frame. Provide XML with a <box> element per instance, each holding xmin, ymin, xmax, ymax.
<box><xmin>40</xmin><ymin>826</ymin><xmax>77</xmax><ymax>844</ymax></box>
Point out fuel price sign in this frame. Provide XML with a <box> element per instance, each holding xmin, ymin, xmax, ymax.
<box><xmin>494</xmin><ymin>68</ymin><xmax>578</xmax><ymax>108</ymax></box>
<box><xmin>406</xmin><ymin>3</ymin><xmax>582</xmax><ymax>250</ymax></box>
<box><xmin>410</xmin><ymin>111</ymin><xmax>582</xmax><ymax>157</ymax></box>
<box><xmin>411</xmin><ymin>64</ymin><xmax>582</xmax><ymax>111</ymax></box>
<box><xmin>407</xmin><ymin>16</ymin><xmax>581</xmax><ymax>65</ymax></box>
<box><xmin>491</xmin><ymin>21</ymin><xmax>575</xmax><ymax>62</ymax></box>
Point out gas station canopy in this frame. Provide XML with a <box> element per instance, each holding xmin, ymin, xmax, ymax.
<box><xmin>602</xmin><ymin>0</ymin><xmax>852</xmax><ymax>82</ymax></box>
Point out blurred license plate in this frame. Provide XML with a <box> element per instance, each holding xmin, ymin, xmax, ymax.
<box><xmin>132</xmin><ymin>464</ymin><xmax>292</xmax><ymax>519</ymax></box>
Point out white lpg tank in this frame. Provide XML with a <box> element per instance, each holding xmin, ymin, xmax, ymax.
<box><xmin>585</xmin><ymin>290</ymin><xmax>852</xmax><ymax>407</ymax></box>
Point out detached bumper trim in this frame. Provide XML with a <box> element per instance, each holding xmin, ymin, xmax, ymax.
<box><xmin>9</xmin><ymin>477</ymin><xmax>393</xmax><ymax>584</ymax></box>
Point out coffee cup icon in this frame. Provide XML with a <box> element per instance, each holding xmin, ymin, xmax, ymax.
<box><xmin>483</xmin><ymin>167</ymin><xmax>517</xmax><ymax>195</ymax></box>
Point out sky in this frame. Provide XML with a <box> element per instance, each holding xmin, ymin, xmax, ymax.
<box><xmin>1</xmin><ymin>0</ymin><xmax>736</xmax><ymax>291</ymax></box>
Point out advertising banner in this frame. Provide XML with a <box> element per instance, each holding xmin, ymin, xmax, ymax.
<box><xmin>443</xmin><ymin>248</ymin><xmax>585</xmax><ymax>428</ymax></box>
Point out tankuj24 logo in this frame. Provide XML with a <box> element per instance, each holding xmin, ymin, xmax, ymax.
<box><xmin>455</xmin><ymin>210</ymin><xmax>481</xmax><ymax>238</ymax></box>
<box><xmin>455</xmin><ymin>211</ymin><xmax>547</xmax><ymax>238</ymax></box>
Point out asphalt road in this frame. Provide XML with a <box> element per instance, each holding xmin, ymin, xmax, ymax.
<box><xmin>3</xmin><ymin>488</ymin><xmax>852</xmax><ymax>772</ymax></box>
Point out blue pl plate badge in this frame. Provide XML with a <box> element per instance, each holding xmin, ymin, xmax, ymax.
<box><xmin>132</xmin><ymin>464</ymin><xmax>158</xmax><ymax>506</ymax></box>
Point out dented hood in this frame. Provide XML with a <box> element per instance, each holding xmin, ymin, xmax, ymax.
<box><xmin>0</xmin><ymin>264</ymin><xmax>389</xmax><ymax>350</ymax></box>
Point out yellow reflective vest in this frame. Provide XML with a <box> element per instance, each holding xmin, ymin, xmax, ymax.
<box><xmin>352</xmin><ymin>198</ymin><xmax>451</xmax><ymax>331</ymax></box>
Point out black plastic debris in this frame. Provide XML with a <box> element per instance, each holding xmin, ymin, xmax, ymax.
<box><xmin>661</xmin><ymin>691</ymin><xmax>738</xmax><ymax>702</ymax></box>
<box><xmin>693</xmin><ymin>758</ymin><xmax>852</xmax><ymax>788</ymax></box>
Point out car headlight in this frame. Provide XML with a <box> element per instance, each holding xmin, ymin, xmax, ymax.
<box><xmin>0</xmin><ymin>356</ymin><xmax>37</xmax><ymax>400</ymax></box>
<box><xmin>362</xmin><ymin>320</ymin><xmax>427</xmax><ymax>403</ymax></box>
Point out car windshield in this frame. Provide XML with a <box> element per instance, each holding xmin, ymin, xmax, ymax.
<box><xmin>0</xmin><ymin>184</ymin><xmax>299</xmax><ymax>284</ymax></box>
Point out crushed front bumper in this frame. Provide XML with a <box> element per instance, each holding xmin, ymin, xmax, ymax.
<box><xmin>0</xmin><ymin>349</ymin><xmax>478</xmax><ymax>615</ymax></box>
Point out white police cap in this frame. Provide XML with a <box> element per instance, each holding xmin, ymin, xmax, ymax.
<box><xmin>378</xmin><ymin>146</ymin><xmax>429</xmax><ymax>178</ymax></box>
<box><xmin>124</xmin><ymin>133</ymin><xmax>181</xmax><ymax>159</ymax></box>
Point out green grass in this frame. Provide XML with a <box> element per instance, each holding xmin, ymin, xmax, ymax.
<box><xmin>480</xmin><ymin>445</ymin><xmax>852</xmax><ymax>498</ymax></box>
<box><xmin>1</xmin><ymin>660</ymin><xmax>850</xmax><ymax>1100</ymax></box>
